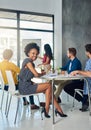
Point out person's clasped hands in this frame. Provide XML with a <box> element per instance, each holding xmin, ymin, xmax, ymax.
<box><xmin>70</xmin><ymin>70</ymin><xmax>79</xmax><ymax>76</ymax></box>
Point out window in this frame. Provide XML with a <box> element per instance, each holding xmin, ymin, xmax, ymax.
<box><xmin>0</xmin><ymin>29</ymin><xmax>17</xmax><ymax>64</ymax></box>
<box><xmin>0</xmin><ymin>11</ymin><xmax>17</xmax><ymax>27</ymax></box>
<box><xmin>0</xmin><ymin>9</ymin><xmax>54</xmax><ymax>67</ymax></box>
<box><xmin>20</xmin><ymin>14</ymin><xmax>53</xmax><ymax>30</ymax></box>
<box><xmin>20</xmin><ymin>30</ymin><xmax>53</xmax><ymax>67</ymax></box>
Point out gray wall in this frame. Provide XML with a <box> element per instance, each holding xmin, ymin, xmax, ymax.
<box><xmin>62</xmin><ymin>0</ymin><xmax>91</xmax><ymax>68</ymax></box>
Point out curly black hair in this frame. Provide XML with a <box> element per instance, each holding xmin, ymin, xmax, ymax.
<box><xmin>24</xmin><ymin>43</ymin><xmax>40</xmax><ymax>57</ymax></box>
<box><xmin>44</xmin><ymin>44</ymin><xmax>53</xmax><ymax>60</ymax></box>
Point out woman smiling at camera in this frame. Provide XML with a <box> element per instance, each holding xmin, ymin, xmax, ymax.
<box><xmin>18</xmin><ymin>43</ymin><xmax>67</xmax><ymax>118</ymax></box>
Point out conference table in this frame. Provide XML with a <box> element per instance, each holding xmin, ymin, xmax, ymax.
<box><xmin>41</xmin><ymin>73</ymin><xmax>91</xmax><ymax>124</ymax></box>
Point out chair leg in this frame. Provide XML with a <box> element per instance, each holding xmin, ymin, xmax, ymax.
<box><xmin>67</xmin><ymin>94</ymin><xmax>69</xmax><ymax>102</ymax></box>
<box><xmin>30</xmin><ymin>102</ymin><xmax>32</xmax><ymax>114</ymax></box>
<box><xmin>41</xmin><ymin>108</ymin><xmax>43</xmax><ymax>120</ymax></box>
<box><xmin>0</xmin><ymin>91</ymin><xmax>4</xmax><ymax>110</ymax></box>
<box><xmin>6</xmin><ymin>95</ymin><xmax>12</xmax><ymax>118</ymax></box>
<box><xmin>14</xmin><ymin>98</ymin><xmax>20</xmax><ymax>124</ymax></box>
<box><xmin>37</xmin><ymin>95</ymin><xmax>40</xmax><ymax>107</ymax></box>
<box><xmin>37</xmin><ymin>95</ymin><xmax>43</xmax><ymax>120</ymax></box>
<box><xmin>73</xmin><ymin>91</ymin><xmax>76</xmax><ymax>107</ymax></box>
<box><xmin>5</xmin><ymin>92</ymin><xmax>9</xmax><ymax>115</ymax></box>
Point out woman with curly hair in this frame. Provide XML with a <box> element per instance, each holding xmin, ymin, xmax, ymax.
<box><xmin>18</xmin><ymin>43</ymin><xmax>67</xmax><ymax>118</ymax></box>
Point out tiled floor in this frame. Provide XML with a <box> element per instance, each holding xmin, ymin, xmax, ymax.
<box><xmin>0</xmin><ymin>91</ymin><xmax>91</xmax><ymax>130</ymax></box>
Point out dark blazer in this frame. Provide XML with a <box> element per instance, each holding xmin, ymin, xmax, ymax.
<box><xmin>61</xmin><ymin>57</ymin><xmax>82</xmax><ymax>74</ymax></box>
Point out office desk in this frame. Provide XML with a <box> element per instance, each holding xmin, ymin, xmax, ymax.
<box><xmin>42</xmin><ymin>73</ymin><xmax>91</xmax><ymax>124</ymax></box>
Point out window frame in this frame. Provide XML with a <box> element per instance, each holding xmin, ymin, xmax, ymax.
<box><xmin>0</xmin><ymin>8</ymin><xmax>54</xmax><ymax>68</ymax></box>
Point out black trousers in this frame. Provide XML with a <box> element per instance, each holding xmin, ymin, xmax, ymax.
<box><xmin>64</xmin><ymin>80</ymin><xmax>84</xmax><ymax>102</ymax></box>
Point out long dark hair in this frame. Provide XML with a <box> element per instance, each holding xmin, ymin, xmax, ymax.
<box><xmin>44</xmin><ymin>44</ymin><xmax>53</xmax><ymax>60</ymax></box>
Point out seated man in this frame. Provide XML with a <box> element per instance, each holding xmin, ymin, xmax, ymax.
<box><xmin>0</xmin><ymin>49</ymin><xmax>39</xmax><ymax>109</ymax></box>
<box><xmin>64</xmin><ymin>44</ymin><xmax>91</xmax><ymax>111</ymax></box>
<box><xmin>54</xmin><ymin>48</ymin><xmax>83</xmax><ymax>102</ymax></box>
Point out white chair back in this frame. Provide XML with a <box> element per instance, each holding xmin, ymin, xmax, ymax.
<box><xmin>0</xmin><ymin>70</ymin><xmax>4</xmax><ymax>89</ymax></box>
<box><xmin>5</xmin><ymin>71</ymin><xmax>16</xmax><ymax>94</ymax></box>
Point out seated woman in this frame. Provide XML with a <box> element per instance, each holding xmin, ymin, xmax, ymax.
<box><xmin>18</xmin><ymin>43</ymin><xmax>67</xmax><ymax>118</ymax></box>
